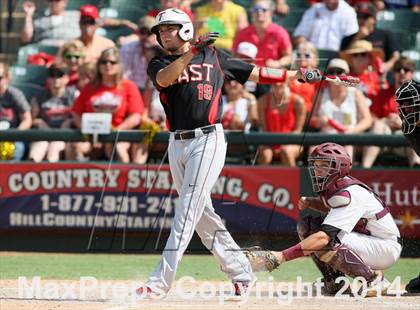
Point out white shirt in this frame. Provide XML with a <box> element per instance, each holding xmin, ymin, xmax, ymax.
<box><xmin>318</xmin><ymin>87</ymin><xmax>357</xmax><ymax>133</ymax></box>
<box><xmin>323</xmin><ymin>183</ymin><xmax>400</xmax><ymax>240</ymax></box>
<box><xmin>293</xmin><ymin>0</ymin><xmax>358</xmax><ymax>51</ymax></box>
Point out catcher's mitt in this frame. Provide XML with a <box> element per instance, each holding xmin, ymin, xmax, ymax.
<box><xmin>242</xmin><ymin>246</ymin><xmax>281</xmax><ymax>272</ymax></box>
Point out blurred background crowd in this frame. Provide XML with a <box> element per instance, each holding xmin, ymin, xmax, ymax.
<box><xmin>0</xmin><ymin>0</ymin><xmax>419</xmax><ymax>166</ymax></box>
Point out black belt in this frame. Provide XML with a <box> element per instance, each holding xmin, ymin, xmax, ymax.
<box><xmin>397</xmin><ymin>237</ymin><xmax>403</xmax><ymax>246</ymax></box>
<box><xmin>173</xmin><ymin>125</ymin><xmax>217</xmax><ymax>140</ymax></box>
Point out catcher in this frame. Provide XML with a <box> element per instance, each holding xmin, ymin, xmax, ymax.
<box><xmin>244</xmin><ymin>142</ymin><xmax>402</xmax><ymax>296</ymax></box>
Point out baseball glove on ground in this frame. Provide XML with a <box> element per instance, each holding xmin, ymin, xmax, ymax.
<box><xmin>242</xmin><ymin>246</ymin><xmax>281</xmax><ymax>272</ymax></box>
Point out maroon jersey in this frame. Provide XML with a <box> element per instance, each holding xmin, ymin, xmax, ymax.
<box><xmin>147</xmin><ymin>47</ymin><xmax>254</xmax><ymax>131</ymax></box>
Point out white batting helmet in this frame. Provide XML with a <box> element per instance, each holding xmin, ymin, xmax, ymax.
<box><xmin>151</xmin><ymin>8</ymin><xmax>194</xmax><ymax>46</ymax></box>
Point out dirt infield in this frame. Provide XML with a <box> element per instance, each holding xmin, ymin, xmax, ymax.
<box><xmin>1</xmin><ymin>279</ymin><xmax>420</xmax><ymax>310</ymax></box>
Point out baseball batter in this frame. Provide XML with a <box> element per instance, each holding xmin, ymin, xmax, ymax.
<box><xmin>396</xmin><ymin>79</ymin><xmax>420</xmax><ymax>156</ymax></box>
<box><xmin>244</xmin><ymin>143</ymin><xmax>402</xmax><ymax>296</ymax></box>
<box><xmin>136</xmin><ymin>8</ymin><xmax>321</xmax><ymax>297</ymax></box>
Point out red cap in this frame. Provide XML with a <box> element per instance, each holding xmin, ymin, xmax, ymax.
<box><xmin>80</xmin><ymin>5</ymin><xmax>99</xmax><ymax>20</ymax></box>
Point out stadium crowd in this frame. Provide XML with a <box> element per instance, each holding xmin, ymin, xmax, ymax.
<box><xmin>0</xmin><ymin>0</ymin><xmax>419</xmax><ymax>166</ymax></box>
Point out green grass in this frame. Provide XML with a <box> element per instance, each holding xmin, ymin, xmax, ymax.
<box><xmin>0</xmin><ymin>253</ymin><xmax>418</xmax><ymax>283</ymax></box>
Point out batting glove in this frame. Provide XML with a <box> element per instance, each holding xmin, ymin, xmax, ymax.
<box><xmin>190</xmin><ymin>32</ymin><xmax>219</xmax><ymax>54</ymax></box>
<box><xmin>298</xmin><ymin>68</ymin><xmax>322</xmax><ymax>84</ymax></box>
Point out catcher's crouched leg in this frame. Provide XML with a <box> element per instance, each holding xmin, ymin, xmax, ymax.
<box><xmin>319</xmin><ymin>243</ymin><xmax>375</xmax><ymax>283</ymax></box>
<box><xmin>297</xmin><ymin>216</ymin><xmax>346</xmax><ymax>295</ymax></box>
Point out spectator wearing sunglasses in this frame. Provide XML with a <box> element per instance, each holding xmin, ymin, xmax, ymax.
<box><xmin>340</xmin><ymin>40</ymin><xmax>385</xmax><ymax>101</ymax></box>
<box><xmin>71</xmin><ymin>47</ymin><xmax>146</xmax><ymax>163</ymax></box>
<box><xmin>289</xmin><ymin>41</ymin><xmax>319</xmax><ymax>113</ymax></box>
<box><xmin>77</xmin><ymin>5</ymin><xmax>115</xmax><ymax>64</ymax></box>
<box><xmin>20</xmin><ymin>0</ymin><xmax>80</xmax><ymax>46</ymax></box>
<box><xmin>341</xmin><ymin>2</ymin><xmax>400</xmax><ymax>72</ymax></box>
<box><xmin>233</xmin><ymin>0</ymin><xmax>292</xmax><ymax>69</ymax></box>
<box><xmin>57</xmin><ymin>39</ymin><xmax>86</xmax><ymax>86</ymax></box>
<box><xmin>310</xmin><ymin>58</ymin><xmax>372</xmax><ymax>159</ymax></box>
<box><xmin>28</xmin><ymin>64</ymin><xmax>75</xmax><ymax>162</ymax></box>
<box><xmin>362</xmin><ymin>57</ymin><xmax>420</xmax><ymax>167</ymax></box>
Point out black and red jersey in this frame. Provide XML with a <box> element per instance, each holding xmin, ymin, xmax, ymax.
<box><xmin>147</xmin><ymin>47</ymin><xmax>254</xmax><ymax>131</ymax></box>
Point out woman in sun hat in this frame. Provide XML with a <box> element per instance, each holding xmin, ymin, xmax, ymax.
<box><xmin>340</xmin><ymin>40</ymin><xmax>386</xmax><ymax>101</ymax></box>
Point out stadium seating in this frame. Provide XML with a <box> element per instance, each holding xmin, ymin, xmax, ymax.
<box><xmin>10</xmin><ymin>82</ymin><xmax>45</xmax><ymax>103</ymax></box>
<box><xmin>16</xmin><ymin>44</ymin><xmax>58</xmax><ymax>66</ymax></box>
<box><xmin>273</xmin><ymin>8</ymin><xmax>306</xmax><ymax>33</ymax></box>
<box><xmin>9</xmin><ymin>65</ymin><xmax>48</xmax><ymax>86</ymax></box>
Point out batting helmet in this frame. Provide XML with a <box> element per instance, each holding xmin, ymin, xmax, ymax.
<box><xmin>151</xmin><ymin>8</ymin><xmax>194</xmax><ymax>47</ymax></box>
<box><xmin>395</xmin><ymin>79</ymin><xmax>420</xmax><ymax>134</ymax></box>
<box><xmin>308</xmin><ymin>143</ymin><xmax>352</xmax><ymax>193</ymax></box>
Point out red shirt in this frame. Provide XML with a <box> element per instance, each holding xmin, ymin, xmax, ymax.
<box><xmin>73</xmin><ymin>79</ymin><xmax>144</xmax><ymax>127</ymax></box>
<box><xmin>233</xmin><ymin>23</ymin><xmax>291</xmax><ymax>67</ymax></box>
<box><xmin>289</xmin><ymin>79</ymin><xmax>315</xmax><ymax>112</ymax></box>
<box><xmin>353</xmin><ymin>71</ymin><xmax>380</xmax><ymax>101</ymax></box>
<box><xmin>370</xmin><ymin>86</ymin><xmax>398</xmax><ymax>119</ymax></box>
<box><xmin>265</xmin><ymin>93</ymin><xmax>295</xmax><ymax>133</ymax></box>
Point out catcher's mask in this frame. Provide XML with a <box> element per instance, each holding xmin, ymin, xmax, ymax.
<box><xmin>308</xmin><ymin>143</ymin><xmax>352</xmax><ymax>193</ymax></box>
<box><xmin>151</xmin><ymin>8</ymin><xmax>193</xmax><ymax>48</ymax></box>
<box><xmin>395</xmin><ymin>79</ymin><xmax>420</xmax><ymax>134</ymax></box>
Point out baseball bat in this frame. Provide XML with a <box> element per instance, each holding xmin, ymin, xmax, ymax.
<box><xmin>323</xmin><ymin>75</ymin><xmax>360</xmax><ymax>87</ymax></box>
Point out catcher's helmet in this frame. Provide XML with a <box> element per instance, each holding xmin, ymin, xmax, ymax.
<box><xmin>395</xmin><ymin>79</ymin><xmax>420</xmax><ymax>134</ymax></box>
<box><xmin>151</xmin><ymin>8</ymin><xmax>194</xmax><ymax>47</ymax></box>
<box><xmin>308</xmin><ymin>143</ymin><xmax>352</xmax><ymax>193</ymax></box>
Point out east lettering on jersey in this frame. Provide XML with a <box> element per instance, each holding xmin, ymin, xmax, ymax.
<box><xmin>147</xmin><ymin>47</ymin><xmax>254</xmax><ymax>131</ymax></box>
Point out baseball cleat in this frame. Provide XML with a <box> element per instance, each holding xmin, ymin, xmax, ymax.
<box><xmin>363</xmin><ymin>270</ymin><xmax>391</xmax><ymax>297</ymax></box>
<box><xmin>233</xmin><ymin>276</ymin><xmax>257</xmax><ymax>296</ymax></box>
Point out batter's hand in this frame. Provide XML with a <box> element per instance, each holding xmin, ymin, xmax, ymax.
<box><xmin>297</xmin><ymin>68</ymin><xmax>322</xmax><ymax>84</ymax></box>
<box><xmin>242</xmin><ymin>246</ymin><xmax>281</xmax><ymax>272</ymax></box>
<box><xmin>190</xmin><ymin>32</ymin><xmax>219</xmax><ymax>54</ymax></box>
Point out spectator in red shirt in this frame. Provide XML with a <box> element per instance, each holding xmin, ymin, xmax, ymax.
<box><xmin>289</xmin><ymin>41</ymin><xmax>318</xmax><ymax>113</ymax></box>
<box><xmin>233</xmin><ymin>0</ymin><xmax>292</xmax><ymax>69</ymax></box>
<box><xmin>362</xmin><ymin>57</ymin><xmax>420</xmax><ymax>167</ymax></box>
<box><xmin>72</xmin><ymin>47</ymin><xmax>145</xmax><ymax>162</ymax></box>
<box><xmin>340</xmin><ymin>40</ymin><xmax>386</xmax><ymax>101</ymax></box>
<box><xmin>257</xmin><ymin>83</ymin><xmax>306</xmax><ymax>166</ymax></box>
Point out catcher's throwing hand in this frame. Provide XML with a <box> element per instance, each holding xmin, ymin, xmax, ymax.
<box><xmin>242</xmin><ymin>246</ymin><xmax>281</xmax><ymax>272</ymax></box>
<box><xmin>190</xmin><ymin>32</ymin><xmax>219</xmax><ymax>54</ymax></box>
<box><xmin>297</xmin><ymin>68</ymin><xmax>322</xmax><ymax>84</ymax></box>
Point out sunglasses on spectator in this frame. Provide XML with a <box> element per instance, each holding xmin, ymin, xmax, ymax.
<box><xmin>252</xmin><ymin>6</ymin><xmax>269</xmax><ymax>13</ymax></box>
<box><xmin>48</xmin><ymin>72</ymin><xmax>65</xmax><ymax>78</ymax></box>
<box><xmin>64</xmin><ymin>53</ymin><xmax>84</xmax><ymax>60</ymax></box>
<box><xmin>80</xmin><ymin>18</ymin><xmax>96</xmax><ymax>25</ymax></box>
<box><xmin>351</xmin><ymin>52</ymin><xmax>369</xmax><ymax>58</ymax></box>
<box><xmin>48</xmin><ymin>0</ymin><xmax>62</xmax><ymax>3</ymax></box>
<box><xmin>100</xmin><ymin>60</ymin><xmax>118</xmax><ymax>65</ymax></box>
<box><xmin>297</xmin><ymin>52</ymin><xmax>312</xmax><ymax>59</ymax></box>
<box><xmin>326</xmin><ymin>68</ymin><xmax>346</xmax><ymax>75</ymax></box>
<box><xmin>393</xmin><ymin>67</ymin><xmax>413</xmax><ymax>73</ymax></box>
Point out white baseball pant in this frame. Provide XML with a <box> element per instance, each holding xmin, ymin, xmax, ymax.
<box><xmin>338</xmin><ymin>231</ymin><xmax>402</xmax><ymax>270</ymax></box>
<box><xmin>146</xmin><ymin>124</ymin><xmax>254</xmax><ymax>293</ymax></box>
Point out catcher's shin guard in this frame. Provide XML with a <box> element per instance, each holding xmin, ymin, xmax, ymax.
<box><xmin>319</xmin><ymin>244</ymin><xmax>375</xmax><ymax>282</ymax></box>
